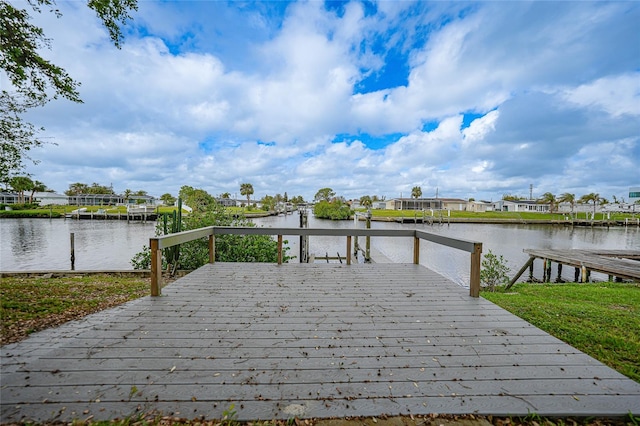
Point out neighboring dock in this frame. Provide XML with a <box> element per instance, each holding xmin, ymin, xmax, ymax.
<box><xmin>2</xmin><ymin>262</ymin><xmax>639</xmax><ymax>422</ymax></box>
<box><xmin>508</xmin><ymin>249</ymin><xmax>640</xmax><ymax>287</ymax></box>
<box><xmin>64</xmin><ymin>211</ymin><xmax>159</xmax><ymax>221</ymax></box>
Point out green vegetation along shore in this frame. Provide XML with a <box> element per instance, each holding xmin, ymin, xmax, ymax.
<box><xmin>1</xmin><ymin>204</ymin><xmax>638</xmax><ymax>224</ymax></box>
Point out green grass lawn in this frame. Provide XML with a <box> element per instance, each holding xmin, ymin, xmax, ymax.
<box><xmin>482</xmin><ymin>282</ymin><xmax>640</xmax><ymax>383</ymax></box>
<box><xmin>0</xmin><ymin>275</ymin><xmax>149</xmax><ymax>345</ymax></box>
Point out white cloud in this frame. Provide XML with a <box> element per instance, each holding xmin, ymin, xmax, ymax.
<box><xmin>561</xmin><ymin>73</ymin><xmax>640</xmax><ymax>117</ymax></box>
<box><xmin>11</xmin><ymin>0</ymin><xmax>638</xmax><ymax>202</ymax></box>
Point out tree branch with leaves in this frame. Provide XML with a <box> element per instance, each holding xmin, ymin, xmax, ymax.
<box><xmin>0</xmin><ymin>0</ymin><xmax>137</xmax><ymax>182</ymax></box>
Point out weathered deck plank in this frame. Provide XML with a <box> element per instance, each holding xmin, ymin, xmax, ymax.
<box><xmin>2</xmin><ymin>263</ymin><xmax>639</xmax><ymax>422</ymax></box>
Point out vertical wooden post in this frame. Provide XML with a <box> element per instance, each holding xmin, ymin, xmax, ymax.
<box><xmin>556</xmin><ymin>264</ymin><xmax>563</xmax><ymax>282</ymax></box>
<box><xmin>346</xmin><ymin>236</ymin><xmax>352</xmax><ymax>265</ymax></box>
<box><xmin>150</xmin><ymin>238</ymin><xmax>162</xmax><ymax>296</ymax></box>
<box><xmin>529</xmin><ymin>259</ymin><xmax>535</xmax><ymax>282</ymax></box>
<box><xmin>413</xmin><ymin>236</ymin><xmax>420</xmax><ymax>264</ymax></box>
<box><xmin>70</xmin><ymin>233</ymin><xmax>75</xmax><ymax>270</ymax></box>
<box><xmin>469</xmin><ymin>243</ymin><xmax>482</xmax><ymax>298</ymax></box>
<box><xmin>545</xmin><ymin>259</ymin><xmax>552</xmax><ymax>283</ymax></box>
<box><xmin>365</xmin><ymin>211</ymin><xmax>371</xmax><ymax>263</ymax></box>
<box><xmin>277</xmin><ymin>234</ymin><xmax>283</xmax><ymax>265</ymax></box>
<box><xmin>209</xmin><ymin>234</ymin><xmax>215</xmax><ymax>264</ymax></box>
<box><xmin>581</xmin><ymin>264</ymin><xmax>587</xmax><ymax>283</ymax></box>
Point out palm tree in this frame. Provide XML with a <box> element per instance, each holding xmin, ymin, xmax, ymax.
<box><xmin>411</xmin><ymin>186</ymin><xmax>422</xmax><ymax>199</ymax></box>
<box><xmin>360</xmin><ymin>195</ymin><xmax>372</xmax><ymax>208</ymax></box>
<box><xmin>9</xmin><ymin>176</ymin><xmax>33</xmax><ymax>204</ymax></box>
<box><xmin>410</xmin><ymin>186</ymin><xmax>422</xmax><ymax>210</ymax></box>
<box><xmin>28</xmin><ymin>180</ymin><xmax>47</xmax><ymax>203</ymax></box>
<box><xmin>240</xmin><ymin>183</ymin><xmax>254</xmax><ymax>206</ymax></box>
<box><xmin>123</xmin><ymin>189</ymin><xmax>132</xmax><ymax>204</ymax></box>
<box><xmin>539</xmin><ymin>192</ymin><xmax>557</xmax><ymax>213</ymax></box>
<box><xmin>558</xmin><ymin>193</ymin><xmax>576</xmax><ymax>218</ymax></box>
<box><xmin>579</xmin><ymin>192</ymin><xmax>600</xmax><ymax>218</ymax></box>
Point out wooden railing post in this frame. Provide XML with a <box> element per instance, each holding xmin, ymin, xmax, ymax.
<box><xmin>470</xmin><ymin>242</ymin><xmax>482</xmax><ymax>297</ymax></box>
<box><xmin>150</xmin><ymin>238</ymin><xmax>162</xmax><ymax>296</ymax></box>
<box><xmin>148</xmin><ymin>227</ymin><xmax>484</xmax><ymax>298</ymax></box>
<box><xmin>209</xmin><ymin>234</ymin><xmax>215</xmax><ymax>264</ymax></box>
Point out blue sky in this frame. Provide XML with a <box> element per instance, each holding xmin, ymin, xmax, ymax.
<box><xmin>11</xmin><ymin>0</ymin><xmax>640</xmax><ymax>202</ymax></box>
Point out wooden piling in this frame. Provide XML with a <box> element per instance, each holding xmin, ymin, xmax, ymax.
<box><xmin>70</xmin><ymin>233</ymin><xmax>75</xmax><ymax>270</ymax></box>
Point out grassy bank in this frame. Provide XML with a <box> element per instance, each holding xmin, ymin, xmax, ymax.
<box><xmin>3</xmin><ymin>204</ymin><xmax>638</xmax><ymax>223</ymax></box>
<box><xmin>0</xmin><ymin>204</ymin><xmax>180</xmax><ymax>218</ymax></box>
<box><xmin>0</xmin><ymin>274</ymin><xmax>149</xmax><ymax>345</ymax></box>
<box><xmin>0</xmin><ymin>209</ymin><xmax>63</xmax><ymax>218</ymax></box>
<box><xmin>482</xmin><ymin>282</ymin><xmax>640</xmax><ymax>383</ymax></box>
<box><xmin>361</xmin><ymin>208</ymin><xmax>637</xmax><ymax>222</ymax></box>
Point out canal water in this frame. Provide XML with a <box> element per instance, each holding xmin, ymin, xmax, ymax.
<box><xmin>1</xmin><ymin>215</ymin><xmax>638</xmax><ymax>286</ymax></box>
<box><xmin>254</xmin><ymin>213</ymin><xmax>640</xmax><ymax>285</ymax></box>
<box><xmin>0</xmin><ymin>218</ymin><xmax>157</xmax><ymax>271</ymax></box>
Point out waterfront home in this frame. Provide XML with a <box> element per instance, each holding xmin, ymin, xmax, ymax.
<box><xmin>0</xmin><ymin>191</ymin><xmax>68</xmax><ymax>205</ymax></box>
<box><xmin>438</xmin><ymin>198</ymin><xmax>469</xmax><ymax>211</ymax></box>
<box><xmin>467</xmin><ymin>200</ymin><xmax>493</xmax><ymax>212</ymax></box>
<box><xmin>385</xmin><ymin>197</ymin><xmax>443</xmax><ymax>210</ymax></box>
<box><xmin>493</xmin><ymin>199</ymin><xmax>550</xmax><ymax>212</ymax></box>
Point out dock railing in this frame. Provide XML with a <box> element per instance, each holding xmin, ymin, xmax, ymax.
<box><xmin>150</xmin><ymin>226</ymin><xmax>483</xmax><ymax>298</ymax></box>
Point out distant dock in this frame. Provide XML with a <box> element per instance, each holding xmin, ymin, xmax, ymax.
<box><xmin>65</xmin><ymin>208</ymin><xmax>157</xmax><ymax>222</ymax></box>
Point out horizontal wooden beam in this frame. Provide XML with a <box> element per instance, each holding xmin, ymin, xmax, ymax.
<box><xmin>149</xmin><ymin>226</ymin><xmax>484</xmax><ymax>297</ymax></box>
<box><xmin>211</xmin><ymin>226</ymin><xmax>416</xmax><ymax>238</ymax></box>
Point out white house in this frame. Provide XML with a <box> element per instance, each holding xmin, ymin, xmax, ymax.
<box><xmin>493</xmin><ymin>200</ymin><xmax>550</xmax><ymax>213</ymax></box>
<box><xmin>467</xmin><ymin>200</ymin><xmax>493</xmax><ymax>213</ymax></box>
<box><xmin>33</xmin><ymin>191</ymin><xmax>68</xmax><ymax>205</ymax></box>
<box><xmin>0</xmin><ymin>191</ymin><xmax>68</xmax><ymax>205</ymax></box>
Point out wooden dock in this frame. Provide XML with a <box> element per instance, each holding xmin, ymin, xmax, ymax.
<box><xmin>508</xmin><ymin>250</ymin><xmax>640</xmax><ymax>286</ymax></box>
<box><xmin>2</xmin><ymin>262</ymin><xmax>639</xmax><ymax>423</ymax></box>
<box><xmin>65</xmin><ymin>212</ymin><xmax>158</xmax><ymax>221</ymax></box>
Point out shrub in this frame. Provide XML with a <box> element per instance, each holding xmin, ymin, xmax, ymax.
<box><xmin>131</xmin><ymin>202</ymin><xmax>290</xmax><ymax>270</ymax></box>
<box><xmin>480</xmin><ymin>250</ymin><xmax>510</xmax><ymax>291</ymax></box>
<box><xmin>313</xmin><ymin>200</ymin><xmax>352</xmax><ymax>220</ymax></box>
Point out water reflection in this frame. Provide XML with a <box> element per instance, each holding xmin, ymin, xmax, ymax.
<box><xmin>1</xmin><ymin>218</ymin><xmax>156</xmax><ymax>271</ymax></box>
